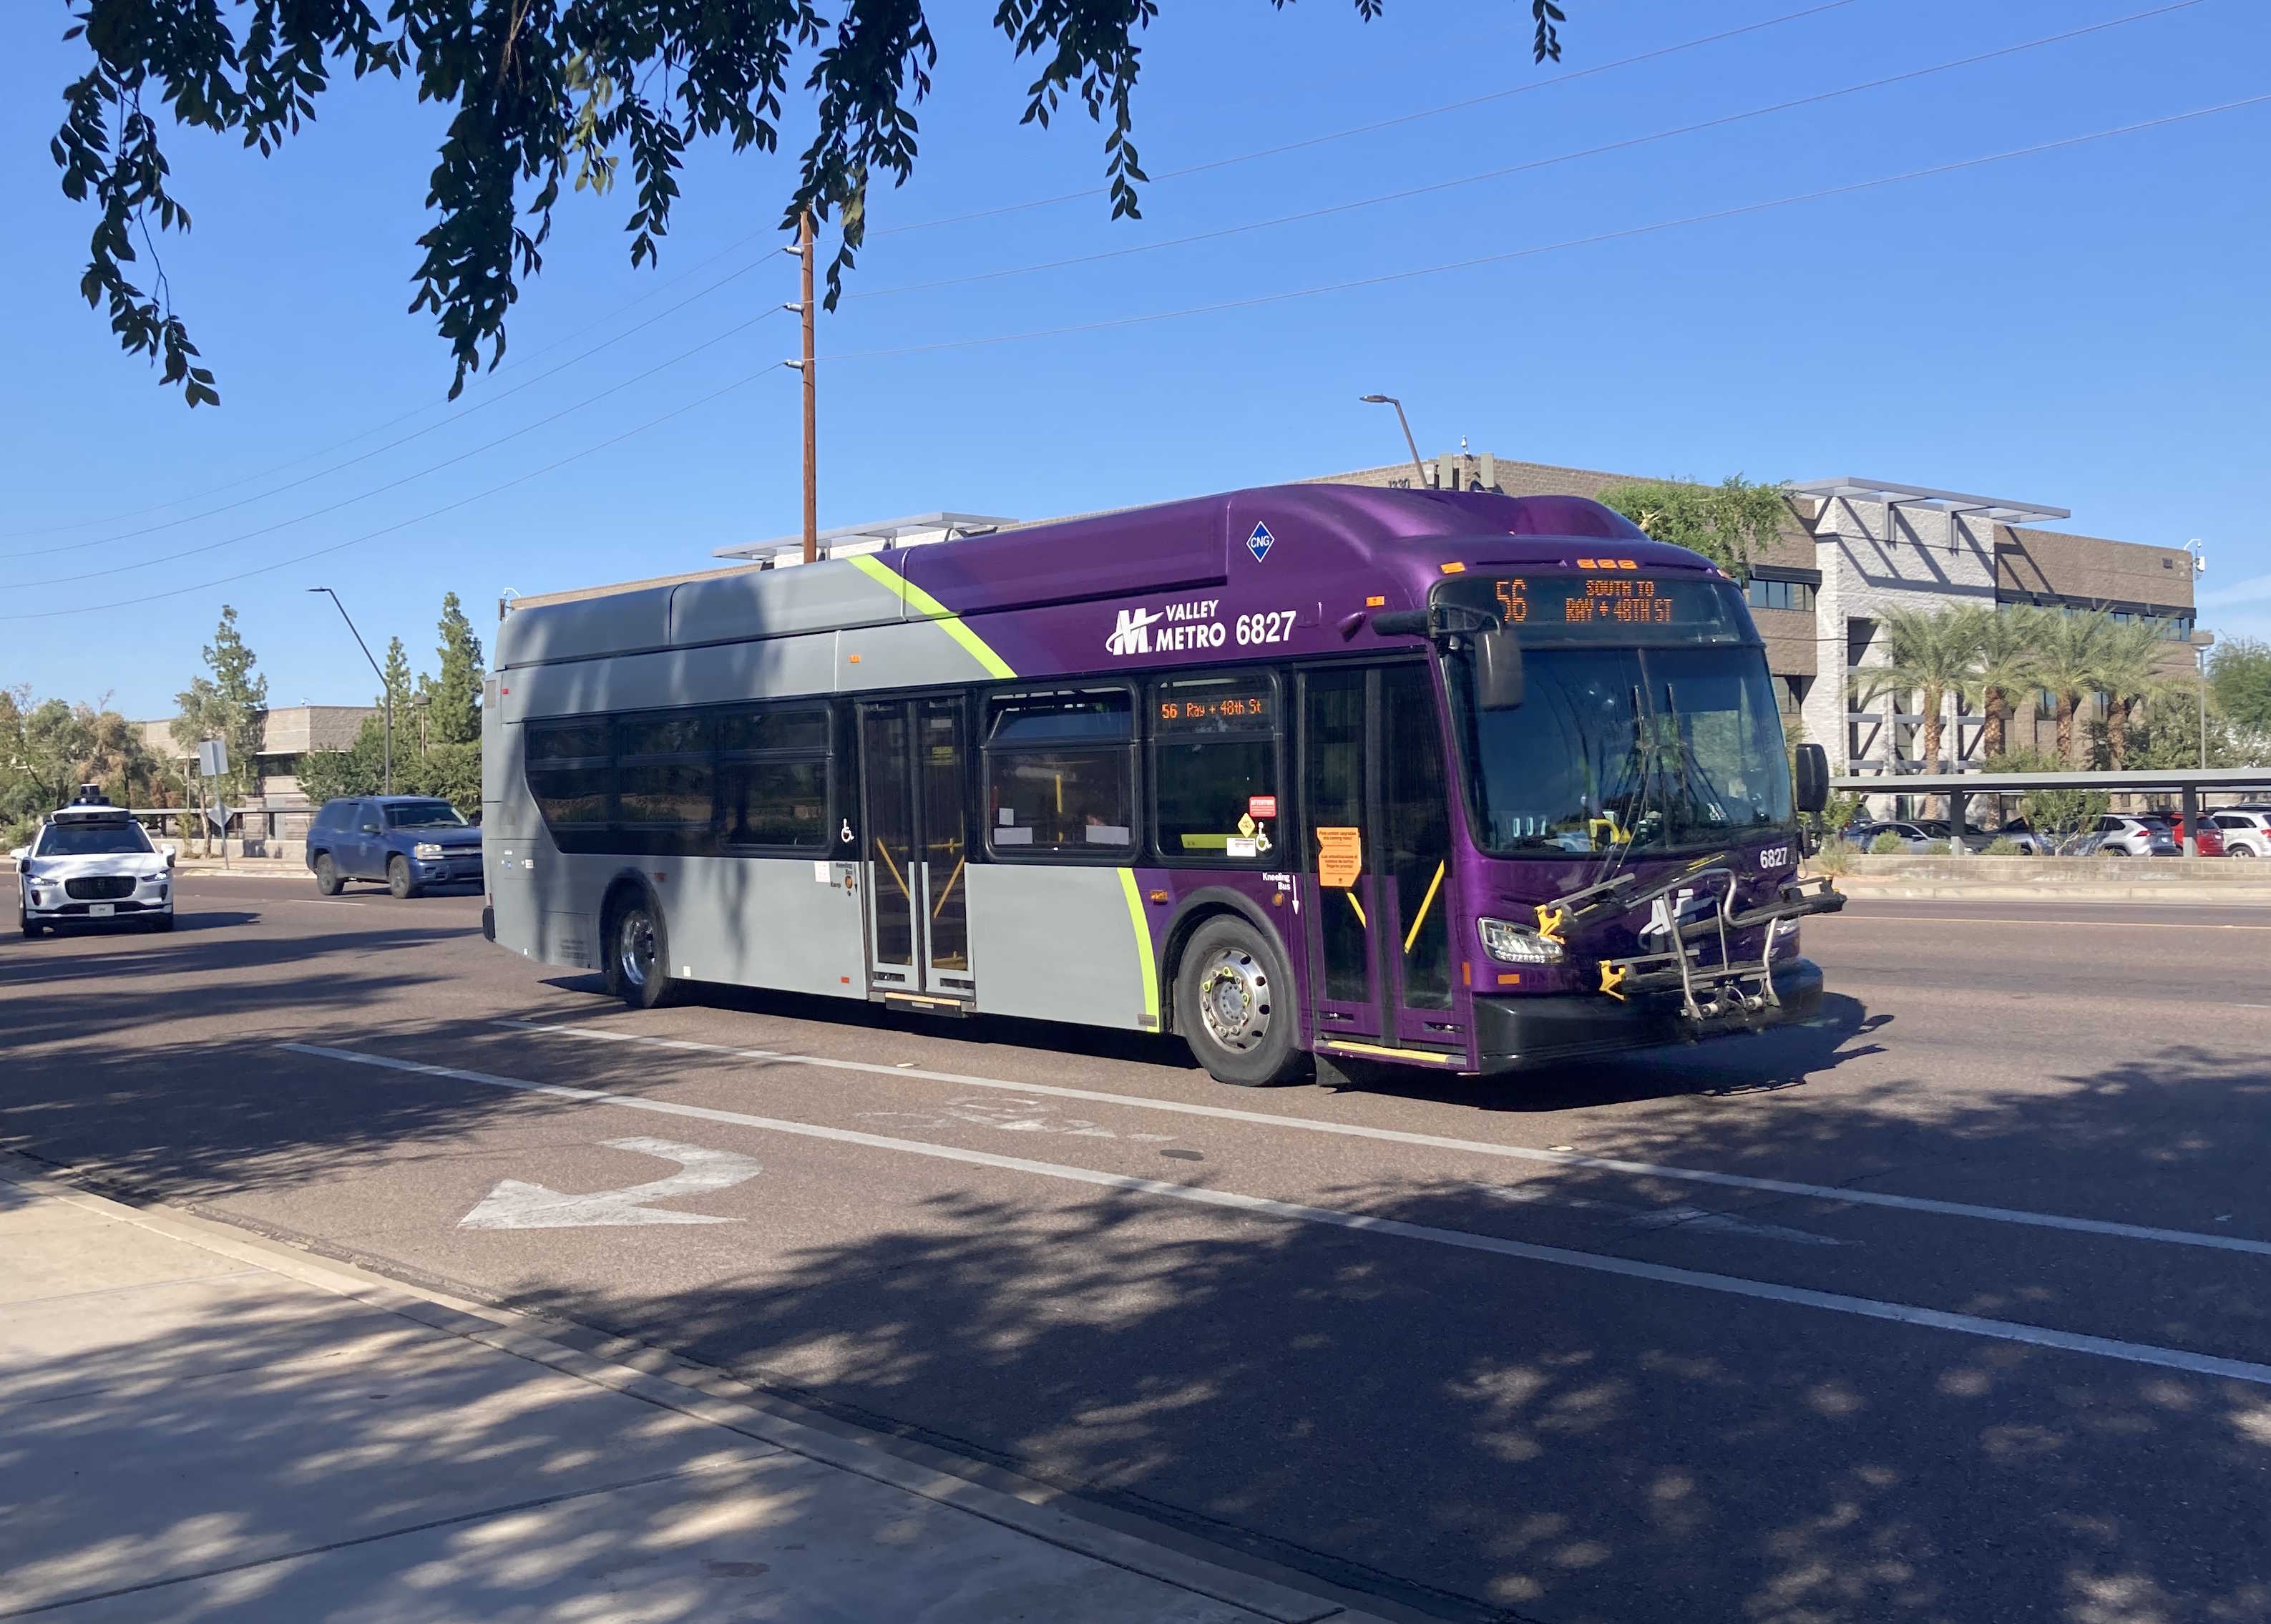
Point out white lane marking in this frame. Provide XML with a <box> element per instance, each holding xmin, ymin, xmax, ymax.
<box><xmin>458</xmin><ymin>1136</ymin><xmax>759</xmax><ymax>1230</ymax></box>
<box><xmin>283</xmin><ymin>1041</ymin><xmax>2271</xmax><ymax>1389</ymax></box>
<box><xmin>858</xmin><ymin>1096</ymin><xmax>1176</xmax><ymax>1143</ymax></box>
<box><xmin>494</xmin><ymin>1019</ymin><xmax>2271</xmax><ymax>1262</ymax></box>
<box><xmin>1476</xmin><ymin>1184</ymin><xmax>1842</xmax><ymax>1248</ymax></box>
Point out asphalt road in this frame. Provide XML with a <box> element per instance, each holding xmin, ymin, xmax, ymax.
<box><xmin>6</xmin><ymin>877</ymin><xmax>2270</xmax><ymax>1623</ymax></box>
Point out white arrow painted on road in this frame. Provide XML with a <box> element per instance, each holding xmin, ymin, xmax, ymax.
<box><xmin>459</xmin><ymin>1136</ymin><xmax>759</xmax><ymax>1230</ymax></box>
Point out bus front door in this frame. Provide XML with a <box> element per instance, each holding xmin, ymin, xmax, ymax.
<box><xmin>859</xmin><ymin>698</ymin><xmax>974</xmax><ymax>1010</ymax></box>
<box><xmin>1299</xmin><ymin>664</ymin><xmax>1462</xmax><ymax>1062</ymax></box>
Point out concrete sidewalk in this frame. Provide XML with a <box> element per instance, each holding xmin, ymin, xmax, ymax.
<box><xmin>0</xmin><ymin>1157</ymin><xmax>1377</xmax><ymax>1624</ymax></box>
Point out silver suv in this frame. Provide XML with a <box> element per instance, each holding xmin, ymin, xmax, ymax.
<box><xmin>2212</xmin><ymin>810</ymin><xmax>2271</xmax><ymax>858</ymax></box>
<box><xmin>2086</xmin><ymin>815</ymin><xmax>2179</xmax><ymax>857</ymax></box>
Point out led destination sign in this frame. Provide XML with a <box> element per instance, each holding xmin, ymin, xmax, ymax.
<box><xmin>1158</xmin><ymin>688</ymin><xmax>1273</xmax><ymax>729</ymax></box>
<box><xmin>1436</xmin><ymin>571</ymin><xmax>1750</xmax><ymax>645</ymax></box>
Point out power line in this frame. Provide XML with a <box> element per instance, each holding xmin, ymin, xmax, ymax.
<box><xmin>816</xmin><ymin>95</ymin><xmax>2271</xmax><ymax>366</ymax></box>
<box><xmin>846</xmin><ymin>0</ymin><xmax>2207</xmax><ymax>304</ymax></box>
<box><xmin>1</xmin><ymin>261</ymin><xmax>773</xmax><ymax>562</ymax></box>
<box><xmin>18</xmin><ymin>310</ymin><xmax>783</xmax><ymax>589</ymax></box>
<box><xmin>5</xmin><ymin>369</ymin><xmax>781</xmax><ymax>622</ymax></box>
<box><xmin>866</xmin><ymin>0</ymin><xmax>1869</xmax><ymax>239</ymax></box>
<box><xmin>0</xmin><ymin>226</ymin><xmax>778</xmax><ymax>546</ymax></box>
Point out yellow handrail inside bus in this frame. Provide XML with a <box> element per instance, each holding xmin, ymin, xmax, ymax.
<box><xmin>1346</xmin><ymin>891</ymin><xmax>1366</xmax><ymax>929</ymax></box>
<box><xmin>930</xmin><ymin>856</ymin><xmax>966</xmax><ymax>919</ymax></box>
<box><xmin>872</xmin><ymin>838</ymin><xmax>910</xmax><ymax>901</ymax></box>
<box><xmin>1403</xmin><ymin>861</ymin><xmax>1446</xmax><ymax>954</ymax></box>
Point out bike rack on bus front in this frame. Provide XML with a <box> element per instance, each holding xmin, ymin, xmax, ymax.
<box><xmin>1588</xmin><ymin>874</ymin><xmax>1846</xmax><ymax>1027</ymax></box>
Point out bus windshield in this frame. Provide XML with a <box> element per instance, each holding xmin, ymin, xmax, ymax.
<box><xmin>1449</xmin><ymin>645</ymin><xmax>1794</xmax><ymax>856</ymax></box>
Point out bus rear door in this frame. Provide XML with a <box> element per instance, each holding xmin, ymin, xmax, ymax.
<box><xmin>858</xmin><ymin>697</ymin><xmax>975</xmax><ymax>1011</ymax></box>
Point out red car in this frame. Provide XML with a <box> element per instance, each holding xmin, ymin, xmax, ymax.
<box><xmin>2162</xmin><ymin>814</ymin><xmax>2224</xmax><ymax>856</ymax></box>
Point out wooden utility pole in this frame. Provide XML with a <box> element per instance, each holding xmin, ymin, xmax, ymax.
<box><xmin>796</xmin><ymin>210</ymin><xmax>817</xmax><ymax>564</ymax></box>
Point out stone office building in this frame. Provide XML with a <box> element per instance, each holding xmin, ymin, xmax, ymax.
<box><xmin>1312</xmin><ymin>455</ymin><xmax>2205</xmax><ymax>798</ymax></box>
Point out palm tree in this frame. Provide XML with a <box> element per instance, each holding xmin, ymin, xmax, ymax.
<box><xmin>2094</xmin><ymin>618</ymin><xmax>2178</xmax><ymax>771</ymax></box>
<box><xmin>1961</xmin><ymin>606</ymin><xmax>2044</xmax><ymax>760</ymax></box>
<box><xmin>2030</xmin><ymin>609</ymin><xmax>2117</xmax><ymax>765</ymax></box>
<box><xmin>1849</xmin><ymin>605</ymin><xmax>1983</xmax><ymax>777</ymax></box>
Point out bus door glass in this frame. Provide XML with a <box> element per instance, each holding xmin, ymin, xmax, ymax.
<box><xmin>919</xmin><ymin>698</ymin><xmax>973</xmax><ymax>996</ymax></box>
<box><xmin>1301</xmin><ymin>668</ymin><xmax>1379</xmax><ymax>1042</ymax></box>
<box><xmin>859</xmin><ymin>703</ymin><xmax>919</xmax><ymax>988</ymax></box>
<box><xmin>860</xmin><ymin>697</ymin><xmax>974</xmax><ymax>1003</ymax></box>
<box><xmin>1300</xmin><ymin>664</ymin><xmax>1460</xmax><ymax>1055</ymax></box>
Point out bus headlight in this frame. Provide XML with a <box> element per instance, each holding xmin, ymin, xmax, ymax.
<box><xmin>1479</xmin><ymin>917</ymin><xmax>1565</xmax><ymax>964</ymax></box>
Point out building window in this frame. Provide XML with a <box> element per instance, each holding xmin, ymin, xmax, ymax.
<box><xmin>1746</xmin><ymin>577</ymin><xmax>1817</xmax><ymax>613</ymax></box>
<box><xmin>2036</xmin><ymin>689</ymin><xmax>2058</xmax><ymax>720</ymax></box>
<box><xmin>984</xmin><ymin>688</ymin><xmax>1136</xmax><ymax>856</ymax></box>
<box><xmin>1152</xmin><ymin>672</ymin><xmax>1279</xmax><ymax>863</ymax></box>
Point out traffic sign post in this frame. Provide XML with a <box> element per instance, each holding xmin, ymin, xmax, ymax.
<box><xmin>197</xmin><ymin>740</ymin><xmax>230</xmax><ymax>869</ymax></box>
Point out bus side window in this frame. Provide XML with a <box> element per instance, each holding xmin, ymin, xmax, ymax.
<box><xmin>717</xmin><ymin>705</ymin><xmax>831</xmax><ymax>851</ymax></box>
<box><xmin>525</xmin><ymin>720</ymin><xmax>612</xmax><ymax>829</ymax></box>
<box><xmin>982</xmin><ymin>688</ymin><xmax>1136</xmax><ymax>857</ymax></box>
<box><xmin>1151</xmin><ymin>670</ymin><xmax>1281</xmax><ymax>864</ymax></box>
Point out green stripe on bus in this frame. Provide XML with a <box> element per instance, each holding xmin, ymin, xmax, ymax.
<box><xmin>846</xmin><ymin>553</ymin><xmax>1017</xmax><ymax>680</ymax></box>
<box><xmin>1117</xmin><ymin>868</ymin><xmax>1161</xmax><ymax>1029</ymax></box>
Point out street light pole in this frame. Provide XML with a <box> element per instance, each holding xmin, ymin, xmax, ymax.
<box><xmin>1359</xmin><ymin>395</ymin><xmax>1428</xmax><ymax>489</ymax></box>
<box><xmin>310</xmin><ymin>587</ymin><xmax>391</xmax><ymax>796</ymax></box>
<box><xmin>2186</xmin><ymin>538</ymin><xmax>2207</xmax><ymax>771</ymax></box>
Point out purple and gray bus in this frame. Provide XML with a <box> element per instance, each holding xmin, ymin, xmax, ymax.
<box><xmin>482</xmin><ymin>484</ymin><xmax>1840</xmax><ymax>1085</ymax></box>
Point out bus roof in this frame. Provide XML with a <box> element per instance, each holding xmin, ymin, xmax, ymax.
<box><xmin>495</xmin><ymin>483</ymin><xmax>1700</xmax><ymax>675</ymax></box>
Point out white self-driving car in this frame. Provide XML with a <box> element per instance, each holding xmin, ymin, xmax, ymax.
<box><xmin>13</xmin><ymin>795</ymin><xmax>177</xmax><ymax>936</ymax></box>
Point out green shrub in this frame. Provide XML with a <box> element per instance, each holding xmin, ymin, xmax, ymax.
<box><xmin>1921</xmin><ymin>840</ymin><xmax>1952</xmax><ymax>855</ymax></box>
<box><xmin>1808</xmin><ymin>838</ymin><xmax>1855</xmax><ymax>877</ymax></box>
<box><xmin>1869</xmin><ymin>831</ymin><xmax>1905</xmax><ymax>855</ymax></box>
<box><xmin>1982</xmin><ymin>836</ymin><xmax>2022</xmax><ymax>856</ymax></box>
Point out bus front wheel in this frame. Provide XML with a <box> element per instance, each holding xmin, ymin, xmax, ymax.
<box><xmin>1176</xmin><ymin>916</ymin><xmax>1307</xmax><ymax>1087</ymax></box>
<box><xmin>603</xmin><ymin>889</ymin><xmax>675</xmax><ymax>1010</ymax></box>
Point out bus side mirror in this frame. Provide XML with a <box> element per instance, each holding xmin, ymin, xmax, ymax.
<box><xmin>1473</xmin><ymin>629</ymin><xmax>1524</xmax><ymax>710</ymax></box>
<box><xmin>1794</xmin><ymin>743</ymin><xmax>1830</xmax><ymax>814</ymax></box>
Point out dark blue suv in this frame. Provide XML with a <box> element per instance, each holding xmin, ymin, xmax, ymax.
<box><xmin>306</xmin><ymin>796</ymin><xmax>482</xmax><ymax>898</ymax></box>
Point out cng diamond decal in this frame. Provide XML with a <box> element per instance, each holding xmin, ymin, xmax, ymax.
<box><xmin>1246</xmin><ymin>522</ymin><xmax>1275</xmax><ymax>562</ymax></box>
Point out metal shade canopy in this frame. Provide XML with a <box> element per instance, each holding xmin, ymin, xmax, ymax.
<box><xmin>713</xmin><ymin>512</ymin><xmax>1016</xmax><ymax>563</ymax></box>
<box><xmin>1786</xmin><ymin>478</ymin><xmax>2070</xmax><ymax>528</ymax></box>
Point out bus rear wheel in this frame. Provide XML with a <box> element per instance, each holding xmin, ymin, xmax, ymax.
<box><xmin>1176</xmin><ymin>916</ymin><xmax>1306</xmax><ymax>1087</ymax></box>
<box><xmin>603</xmin><ymin>890</ymin><xmax>675</xmax><ymax>1011</ymax></box>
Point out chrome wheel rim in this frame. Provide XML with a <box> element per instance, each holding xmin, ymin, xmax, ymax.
<box><xmin>618</xmin><ymin>907</ymin><xmax>656</xmax><ymax>989</ymax></box>
<box><xmin>1197</xmin><ymin>947</ymin><xmax>1271</xmax><ymax>1054</ymax></box>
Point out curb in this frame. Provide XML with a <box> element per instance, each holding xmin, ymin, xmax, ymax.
<box><xmin>1823</xmin><ymin>880</ymin><xmax>2271</xmax><ymax>904</ymax></box>
<box><xmin>0</xmin><ymin>1151</ymin><xmax>1402</xmax><ymax>1624</ymax></box>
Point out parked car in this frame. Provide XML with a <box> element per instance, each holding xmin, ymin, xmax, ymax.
<box><xmin>306</xmin><ymin>796</ymin><xmax>482</xmax><ymax>898</ymax></box>
<box><xmin>2159</xmin><ymin>813</ymin><xmax>2225</xmax><ymax>856</ymax></box>
<box><xmin>1979</xmin><ymin>817</ymin><xmax>2056</xmax><ymax>855</ymax></box>
<box><xmin>2081</xmin><ymin>815</ymin><xmax>2181</xmax><ymax>857</ymax></box>
<box><xmin>12</xmin><ymin>792</ymin><xmax>176</xmax><ymax>936</ymax></box>
<box><xmin>2211</xmin><ymin>810</ymin><xmax>2271</xmax><ymax>858</ymax></box>
<box><xmin>1911</xmin><ymin>818</ymin><xmax>1995</xmax><ymax>854</ymax></box>
<box><xmin>1844</xmin><ymin>820</ymin><xmax>1938</xmax><ymax>852</ymax></box>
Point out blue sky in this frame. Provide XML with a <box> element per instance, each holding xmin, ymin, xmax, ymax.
<box><xmin>4</xmin><ymin>0</ymin><xmax>2266</xmax><ymax>716</ymax></box>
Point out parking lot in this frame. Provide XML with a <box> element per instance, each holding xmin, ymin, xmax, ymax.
<box><xmin>5</xmin><ymin>874</ymin><xmax>2270</xmax><ymax>1623</ymax></box>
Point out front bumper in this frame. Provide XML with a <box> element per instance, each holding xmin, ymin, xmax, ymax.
<box><xmin>1472</xmin><ymin>957</ymin><xmax>1825</xmax><ymax>1073</ymax></box>
<box><xmin>413</xmin><ymin>856</ymin><xmax>484</xmax><ymax>884</ymax></box>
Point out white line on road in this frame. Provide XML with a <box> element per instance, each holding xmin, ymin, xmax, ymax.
<box><xmin>281</xmin><ymin>1041</ymin><xmax>2271</xmax><ymax>1390</ymax></box>
<box><xmin>459</xmin><ymin>1136</ymin><xmax>761</xmax><ymax>1230</ymax></box>
<box><xmin>492</xmin><ymin>1018</ymin><xmax>2271</xmax><ymax>1262</ymax></box>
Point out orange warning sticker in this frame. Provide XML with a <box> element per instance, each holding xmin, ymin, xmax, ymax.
<box><xmin>1316</xmin><ymin>826</ymin><xmax>1362</xmax><ymax>889</ymax></box>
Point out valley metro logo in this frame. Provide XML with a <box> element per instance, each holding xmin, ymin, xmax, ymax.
<box><xmin>1107</xmin><ymin>605</ymin><xmax>1166</xmax><ymax>655</ymax></box>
